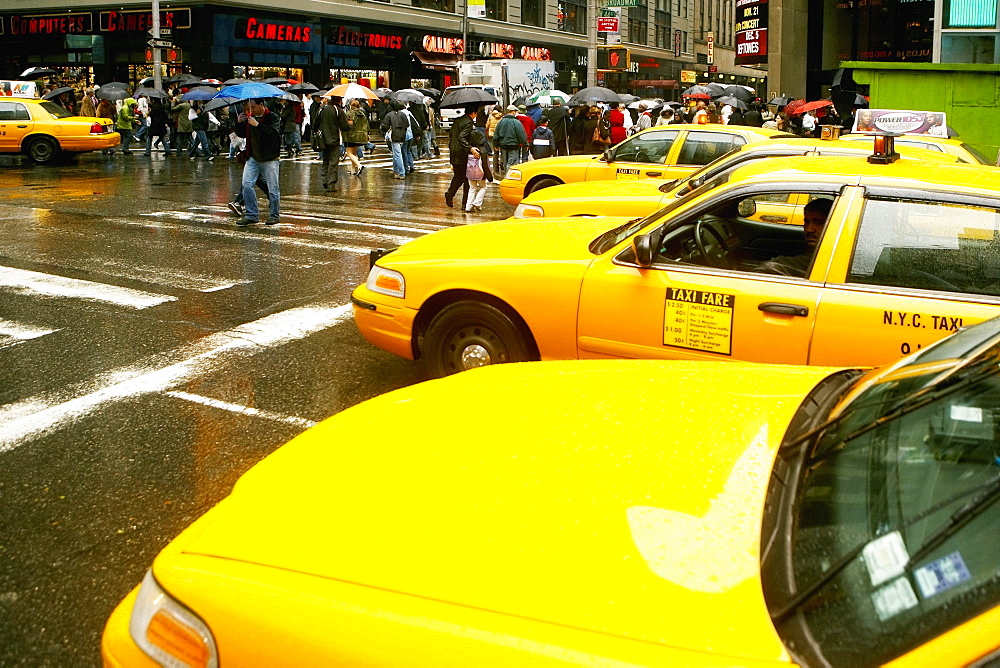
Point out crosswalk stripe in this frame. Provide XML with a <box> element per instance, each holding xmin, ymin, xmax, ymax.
<box><xmin>0</xmin><ymin>266</ymin><xmax>176</xmax><ymax>309</ymax></box>
<box><xmin>166</xmin><ymin>391</ymin><xmax>317</xmax><ymax>428</ymax></box>
<box><xmin>0</xmin><ymin>303</ymin><xmax>353</xmax><ymax>451</ymax></box>
<box><xmin>0</xmin><ymin>319</ymin><xmax>59</xmax><ymax>349</ymax></box>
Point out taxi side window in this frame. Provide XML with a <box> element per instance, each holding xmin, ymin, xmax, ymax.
<box><xmin>849</xmin><ymin>198</ymin><xmax>1000</xmax><ymax>298</ymax></box>
<box><xmin>612</xmin><ymin>130</ymin><xmax>678</xmax><ymax>164</ymax></box>
<box><xmin>676</xmin><ymin>132</ymin><xmax>747</xmax><ymax>166</ymax></box>
<box><xmin>0</xmin><ymin>103</ymin><xmax>29</xmax><ymax>121</ymax></box>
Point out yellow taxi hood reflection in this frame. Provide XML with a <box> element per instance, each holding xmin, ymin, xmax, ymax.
<box><xmin>167</xmin><ymin>360</ymin><xmax>839</xmax><ymax>662</ymax></box>
<box><xmin>385</xmin><ymin>217</ymin><xmax>632</xmax><ymax>260</ymax></box>
<box><xmin>529</xmin><ymin>179</ymin><xmax>673</xmax><ymax>203</ymax></box>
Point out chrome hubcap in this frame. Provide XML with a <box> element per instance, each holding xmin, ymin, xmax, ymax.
<box><xmin>460</xmin><ymin>344</ymin><xmax>491</xmax><ymax>369</ymax></box>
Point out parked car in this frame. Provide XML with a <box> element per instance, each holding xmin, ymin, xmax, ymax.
<box><xmin>0</xmin><ymin>98</ymin><xmax>118</xmax><ymax>163</ymax></box>
<box><xmin>498</xmin><ymin>124</ymin><xmax>794</xmax><ymax>205</ymax></box>
<box><xmin>103</xmin><ymin>317</ymin><xmax>1000</xmax><ymax>666</ymax></box>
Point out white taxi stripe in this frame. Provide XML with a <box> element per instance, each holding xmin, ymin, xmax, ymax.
<box><xmin>166</xmin><ymin>391</ymin><xmax>317</xmax><ymax>428</ymax></box>
<box><xmin>0</xmin><ymin>303</ymin><xmax>352</xmax><ymax>452</ymax></box>
<box><xmin>0</xmin><ymin>266</ymin><xmax>176</xmax><ymax>309</ymax></box>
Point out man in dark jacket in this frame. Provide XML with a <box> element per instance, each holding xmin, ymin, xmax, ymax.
<box><xmin>445</xmin><ymin>104</ymin><xmax>480</xmax><ymax>208</ymax></box>
<box><xmin>380</xmin><ymin>99</ymin><xmax>411</xmax><ymax>180</ymax></box>
<box><xmin>541</xmin><ymin>98</ymin><xmax>571</xmax><ymax>155</ymax></box>
<box><xmin>494</xmin><ymin>105</ymin><xmax>528</xmax><ymax>175</ymax></box>
<box><xmin>234</xmin><ymin>98</ymin><xmax>282</xmax><ymax>226</ymax></box>
<box><xmin>318</xmin><ymin>96</ymin><xmax>351</xmax><ymax>190</ymax></box>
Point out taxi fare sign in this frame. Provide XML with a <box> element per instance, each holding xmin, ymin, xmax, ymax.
<box><xmin>664</xmin><ymin>288</ymin><xmax>735</xmax><ymax>355</ymax></box>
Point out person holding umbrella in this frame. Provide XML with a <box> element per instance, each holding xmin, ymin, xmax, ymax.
<box><xmin>318</xmin><ymin>95</ymin><xmax>351</xmax><ymax>189</ymax></box>
<box><xmin>144</xmin><ymin>98</ymin><xmax>172</xmax><ymax>156</ymax></box>
<box><xmin>445</xmin><ymin>104</ymin><xmax>480</xmax><ymax>208</ymax></box>
<box><xmin>170</xmin><ymin>94</ymin><xmax>193</xmax><ymax>156</ymax></box>
<box><xmin>541</xmin><ymin>98</ymin><xmax>571</xmax><ymax>155</ymax></box>
<box><xmin>234</xmin><ymin>98</ymin><xmax>282</xmax><ymax>226</ymax></box>
<box><xmin>116</xmin><ymin>97</ymin><xmax>140</xmax><ymax>155</ymax></box>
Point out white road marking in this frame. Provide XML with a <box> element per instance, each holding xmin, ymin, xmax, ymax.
<box><xmin>0</xmin><ymin>266</ymin><xmax>176</xmax><ymax>309</ymax></box>
<box><xmin>0</xmin><ymin>303</ymin><xmax>353</xmax><ymax>451</ymax></box>
<box><xmin>0</xmin><ymin>319</ymin><xmax>59</xmax><ymax>349</ymax></box>
<box><xmin>124</xmin><ymin>218</ymin><xmax>378</xmax><ymax>254</ymax></box>
<box><xmin>166</xmin><ymin>391</ymin><xmax>317</xmax><ymax>428</ymax></box>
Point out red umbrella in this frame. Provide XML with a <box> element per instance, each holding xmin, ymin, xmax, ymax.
<box><xmin>788</xmin><ymin>100</ymin><xmax>833</xmax><ymax>115</ymax></box>
<box><xmin>683</xmin><ymin>93</ymin><xmax>711</xmax><ymax>100</ymax></box>
<box><xmin>782</xmin><ymin>98</ymin><xmax>807</xmax><ymax>115</ymax></box>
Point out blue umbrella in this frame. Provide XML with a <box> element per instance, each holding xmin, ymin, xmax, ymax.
<box><xmin>213</xmin><ymin>82</ymin><xmax>286</xmax><ymax>100</ymax></box>
<box><xmin>181</xmin><ymin>86</ymin><xmax>218</xmax><ymax>101</ymax></box>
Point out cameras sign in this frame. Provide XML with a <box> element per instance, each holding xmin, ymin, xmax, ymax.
<box><xmin>734</xmin><ymin>0</ymin><xmax>767</xmax><ymax>66</ymax></box>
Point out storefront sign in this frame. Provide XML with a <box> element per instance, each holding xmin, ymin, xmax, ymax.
<box><xmin>734</xmin><ymin>0</ymin><xmax>768</xmax><ymax>65</ymax></box>
<box><xmin>100</xmin><ymin>8</ymin><xmax>192</xmax><ymax>31</ymax></box>
<box><xmin>423</xmin><ymin>35</ymin><xmax>464</xmax><ymax>54</ymax></box>
<box><xmin>520</xmin><ymin>46</ymin><xmax>551</xmax><ymax>60</ymax></box>
<box><xmin>674</xmin><ymin>29</ymin><xmax>682</xmax><ymax>57</ymax></box>
<box><xmin>472</xmin><ymin>41</ymin><xmax>515</xmax><ymax>58</ymax></box>
<box><xmin>9</xmin><ymin>12</ymin><xmax>92</xmax><ymax>35</ymax></box>
<box><xmin>332</xmin><ymin>26</ymin><xmax>403</xmax><ymax>49</ymax></box>
<box><xmin>239</xmin><ymin>17</ymin><xmax>312</xmax><ymax>42</ymax></box>
<box><xmin>680</xmin><ymin>69</ymin><xmax>698</xmax><ymax>83</ymax></box>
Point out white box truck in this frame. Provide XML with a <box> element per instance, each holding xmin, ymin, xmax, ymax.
<box><xmin>440</xmin><ymin>59</ymin><xmax>557</xmax><ymax>128</ymax></box>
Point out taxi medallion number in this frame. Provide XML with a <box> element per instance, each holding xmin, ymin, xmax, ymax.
<box><xmin>664</xmin><ymin>288</ymin><xmax>735</xmax><ymax>355</ymax></box>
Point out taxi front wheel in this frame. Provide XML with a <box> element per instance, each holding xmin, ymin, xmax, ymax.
<box><xmin>424</xmin><ymin>301</ymin><xmax>532</xmax><ymax>378</ymax></box>
<box><xmin>525</xmin><ymin>177</ymin><xmax>562</xmax><ymax>196</ymax></box>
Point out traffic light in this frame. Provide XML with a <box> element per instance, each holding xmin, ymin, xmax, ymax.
<box><xmin>166</xmin><ymin>48</ymin><xmax>183</xmax><ymax>63</ymax></box>
<box><xmin>597</xmin><ymin>46</ymin><xmax>630</xmax><ymax>70</ymax></box>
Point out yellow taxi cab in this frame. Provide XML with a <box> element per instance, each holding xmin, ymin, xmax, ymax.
<box><xmin>353</xmin><ymin>147</ymin><xmax>1000</xmax><ymax>377</ymax></box>
<box><xmin>102</xmin><ymin>318</ymin><xmax>1000</xmax><ymax>666</ymax></box>
<box><xmin>499</xmin><ymin>124</ymin><xmax>794</xmax><ymax>205</ymax></box>
<box><xmin>0</xmin><ymin>97</ymin><xmax>118</xmax><ymax>163</ymax></box>
<box><xmin>512</xmin><ymin>138</ymin><xmax>962</xmax><ymax>219</ymax></box>
<box><xmin>838</xmin><ymin>132</ymin><xmax>990</xmax><ymax>164</ymax></box>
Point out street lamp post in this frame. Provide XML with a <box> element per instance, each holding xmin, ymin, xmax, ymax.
<box><xmin>152</xmin><ymin>0</ymin><xmax>162</xmax><ymax>91</ymax></box>
<box><xmin>587</xmin><ymin>0</ymin><xmax>598</xmax><ymax>86</ymax></box>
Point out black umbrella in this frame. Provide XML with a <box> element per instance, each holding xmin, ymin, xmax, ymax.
<box><xmin>203</xmin><ymin>96</ymin><xmax>240</xmax><ymax>113</ymax></box>
<box><xmin>716</xmin><ymin>95</ymin><xmax>748</xmax><ymax>110</ymax></box>
<box><xmin>20</xmin><ymin>67</ymin><xmax>58</xmax><ymax>80</ymax></box>
<box><xmin>567</xmin><ymin>86</ymin><xmax>621</xmax><ymax>105</ymax></box>
<box><xmin>42</xmin><ymin>87</ymin><xmax>74</xmax><ymax>100</ymax></box>
<box><xmin>769</xmin><ymin>95</ymin><xmax>791</xmax><ymax>106</ymax></box>
<box><xmin>99</xmin><ymin>81</ymin><xmax>129</xmax><ymax>90</ymax></box>
<box><xmin>164</xmin><ymin>73</ymin><xmax>201</xmax><ymax>86</ymax></box>
<box><xmin>139</xmin><ymin>76</ymin><xmax>156</xmax><ymax>87</ymax></box>
<box><xmin>439</xmin><ymin>86</ymin><xmax>499</xmax><ymax>108</ymax></box>
<box><xmin>133</xmin><ymin>87</ymin><xmax>169</xmax><ymax>99</ymax></box>
<box><xmin>682</xmin><ymin>85</ymin><xmax>714</xmax><ymax>98</ymax></box>
<box><xmin>287</xmin><ymin>82</ymin><xmax>319</xmax><ymax>93</ymax></box>
<box><xmin>96</xmin><ymin>87</ymin><xmax>131</xmax><ymax>101</ymax></box>
<box><xmin>223</xmin><ymin>78</ymin><xmax>253</xmax><ymax>86</ymax></box>
<box><xmin>261</xmin><ymin>77</ymin><xmax>290</xmax><ymax>85</ymax></box>
<box><xmin>722</xmin><ymin>85</ymin><xmax>754</xmax><ymax>102</ymax></box>
<box><xmin>416</xmin><ymin>87</ymin><xmax>441</xmax><ymax>98</ymax></box>
<box><xmin>391</xmin><ymin>88</ymin><xmax>428</xmax><ymax>104</ymax></box>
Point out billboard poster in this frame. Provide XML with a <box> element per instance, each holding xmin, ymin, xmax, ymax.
<box><xmin>852</xmin><ymin>109</ymin><xmax>948</xmax><ymax>136</ymax></box>
<box><xmin>0</xmin><ymin>81</ymin><xmax>38</xmax><ymax>98</ymax></box>
<box><xmin>734</xmin><ymin>0</ymin><xmax>767</xmax><ymax>66</ymax></box>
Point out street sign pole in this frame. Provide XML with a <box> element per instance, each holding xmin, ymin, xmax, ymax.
<box><xmin>152</xmin><ymin>0</ymin><xmax>162</xmax><ymax>91</ymax></box>
<box><xmin>587</xmin><ymin>0</ymin><xmax>597</xmax><ymax>87</ymax></box>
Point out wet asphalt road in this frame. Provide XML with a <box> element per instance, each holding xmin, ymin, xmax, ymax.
<box><xmin>0</xmin><ymin>144</ymin><xmax>513</xmax><ymax>665</ymax></box>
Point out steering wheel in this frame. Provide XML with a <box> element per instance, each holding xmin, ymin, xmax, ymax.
<box><xmin>694</xmin><ymin>220</ymin><xmax>735</xmax><ymax>269</ymax></box>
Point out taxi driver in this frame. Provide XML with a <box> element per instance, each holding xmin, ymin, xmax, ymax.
<box><xmin>755</xmin><ymin>198</ymin><xmax>833</xmax><ymax>277</ymax></box>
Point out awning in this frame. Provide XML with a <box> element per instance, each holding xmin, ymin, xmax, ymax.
<box><xmin>412</xmin><ymin>51</ymin><xmax>460</xmax><ymax>70</ymax></box>
<box><xmin>628</xmin><ymin>79</ymin><xmax>679</xmax><ymax>89</ymax></box>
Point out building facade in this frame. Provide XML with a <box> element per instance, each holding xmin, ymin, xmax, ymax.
<box><xmin>0</xmin><ymin>0</ymin><xmax>767</xmax><ymax>99</ymax></box>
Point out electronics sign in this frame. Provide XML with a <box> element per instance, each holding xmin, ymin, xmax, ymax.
<box><xmin>734</xmin><ymin>0</ymin><xmax>767</xmax><ymax>66</ymax></box>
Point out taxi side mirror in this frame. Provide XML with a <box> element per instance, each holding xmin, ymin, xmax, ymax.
<box><xmin>603</xmin><ymin>148</ymin><xmax>615</xmax><ymax>162</ymax></box>
<box><xmin>633</xmin><ymin>233</ymin><xmax>656</xmax><ymax>267</ymax></box>
<box><xmin>738</xmin><ymin>198</ymin><xmax>757</xmax><ymax>217</ymax></box>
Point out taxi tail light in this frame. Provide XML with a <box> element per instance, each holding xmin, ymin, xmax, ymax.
<box><xmin>89</xmin><ymin>122</ymin><xmax>105</xmax><ymax>134</ymax></box>
<box><xmin>869</xmin><ymin>133</ymin><xmax>900</xmax><ymax>164</ymax></box>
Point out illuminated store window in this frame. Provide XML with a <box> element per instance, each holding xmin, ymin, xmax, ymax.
<box><xmin>944</xmin><ymin>0</ymin><xmax>997</xmax><ymax>27</ymax></box>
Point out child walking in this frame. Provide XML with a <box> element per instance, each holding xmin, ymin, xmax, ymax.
<box><xmin>466</xmin><ymin>129</ymin><xmax>494</xmax><ymax>213</ymax></box>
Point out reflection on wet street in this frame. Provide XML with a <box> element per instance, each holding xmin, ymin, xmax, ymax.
<box><xmin>0</xmin><ymin>147</ymin><xmax>511</xmax><ymax>664</ymax></box>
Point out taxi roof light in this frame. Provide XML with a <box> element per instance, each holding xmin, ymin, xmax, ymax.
<box><xmin>869</xmin><ymin>133</ymin><xmax>900</xmax><ymax>164</ymax></box>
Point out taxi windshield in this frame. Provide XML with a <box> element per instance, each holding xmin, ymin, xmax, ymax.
<box><xmin>38</xmin><ymin>101</ymin><xmax>73</xmax><ymax>119</ymax></box>
<box><xmin>772</xmin><ymin>317</ymin><xmax>1000</xmax><ymax>665</ymax></box>
<box><xmin>588</xmin><ymin>174</ymin><xmax>731</xmax><ymax>255</ymax></box>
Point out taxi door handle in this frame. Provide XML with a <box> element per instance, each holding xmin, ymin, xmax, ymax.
<box><xmin>759</xmin><ymin>302</ymin><xmax>809</xmax><ymax>317</ymax></box>
<box><xmin>646</xmin><ymin>171</ymin><xmax>662</xmax><ymax>177</ymax></box>
<box><xmin>16</xmin><ymin>125</ymin><xmax>27</xmax><ymax>128</ymax></box>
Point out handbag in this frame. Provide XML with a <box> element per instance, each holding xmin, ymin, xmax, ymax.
<box><xmin>312</xmin><ymin>128</ymin><xmax>326</xmax><ymax>151</ymax></box>
<box><xmin>592</xmin><ymin>123</ymin><xmax>611</xmax><ymax>145</ymax></box>
<box><xmin>466</xmin><ymin>156</ymin><xmax>484</xmax><ymax>180</ymax></box>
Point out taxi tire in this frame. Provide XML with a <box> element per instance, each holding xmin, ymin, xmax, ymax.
<box><xmin>525</xmin><ymin>177</ymin><xmax>562</xmax><ymax>196</ymax></box>
<box><xmin>424</xmin><ymin>301</ymin><xmax>531</xmax><ymax>378</ymax></box>
<box><xmin>27</xmin><ymin>136</ymin><xmax>60</xmax><ymax>164</ymax></box>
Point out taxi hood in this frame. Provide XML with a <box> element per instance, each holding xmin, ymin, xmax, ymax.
<box><xmin>162</xmin><ymin>360</ymin><xmax>838</xmax><ymax>662</ymax></box>
<box><xmin>381</xmin><ymin>216</ymin><xmax>634</xmax><ymax>262</ymax></box>
<box><xmin>526</xmin><ymin>178</ymin><xmax>672</xmax><ymax>203</ymax></box>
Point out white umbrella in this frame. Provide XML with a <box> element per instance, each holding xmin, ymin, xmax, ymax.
<box><xmin>527</xmin><ymin>89</ymin><xmax>569</xmax><ymax>106</ymax></box>
<box><xmin>324</xmin><ymin>83</ymin><xmax>379</xmax><ymax>101</ymax></box>
<box><xmin>627</xmin><ymin>98</ymin><xmax>663</xmax><ymax>110</ymax></box>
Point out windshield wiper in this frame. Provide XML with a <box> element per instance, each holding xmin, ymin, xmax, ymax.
<box><xmin>771</xmin><ymin>471</ymin><xmax>1000</xmax><ymax>624</ymax></box>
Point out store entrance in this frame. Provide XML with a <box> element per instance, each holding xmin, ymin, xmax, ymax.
<box><xmin>234</xmin><ymin>66</ymin><xmax>305</xmax><ymax>82</ymax></box>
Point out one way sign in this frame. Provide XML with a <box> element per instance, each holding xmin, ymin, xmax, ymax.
<box><xmin>147</xmin><ymin>39</ymin><xmax>173</xmax><ymax>48</ymax></box>
<box><xmin>147</xmin><ymin>27</ymin><xmax>172</xmax><ymax>37</ymax></box>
